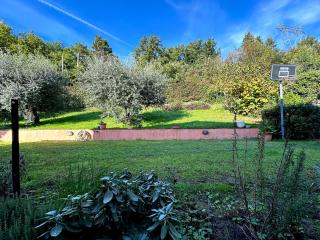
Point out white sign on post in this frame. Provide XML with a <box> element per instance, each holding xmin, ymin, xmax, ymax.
<box><xmin>271</xmin><ymin>64</ymin><xmax>296</xmax><ymax>81</ymax></box>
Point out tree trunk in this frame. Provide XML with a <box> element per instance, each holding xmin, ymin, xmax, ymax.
<box><xmin>26</xmin><ymin>106</ymin><xmax>40</xmax><ymax>125</ymax></box>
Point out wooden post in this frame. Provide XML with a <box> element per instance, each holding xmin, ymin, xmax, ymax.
<box><xmin>11</xmin><ymin>99</ymin><xmax>20</xmax><ymax>195</ymax></box>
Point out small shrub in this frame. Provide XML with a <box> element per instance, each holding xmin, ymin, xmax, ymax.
<box><xmin>0</xmin><ymin>197</ymin><xmax>48</xmax><ymax>240</ymax></box>
<box><xmin>162</xmin><ymin>102</ymin><xmax>183</xmax><ymax>111</ymax></box>
<box><xmin>182</xmin><ymin>102</ymin><xmax>211</xmax><ymax>110</ymax></box>
<box><xmin>227</xmin><ymin>133</ymin><xmax>316</xmax><ymax>239</ymax></box>
<box><xmin>36</xmin><ymin>171</ymin><xmax>182</xmax><ymax>240</ymax></box>
<box><xmin>262</xmin><ymin>103</ymin><xmax>320</xmax><ymax>139</ymax></box>
<box><xmin>0</xmin><ymin>155</ymin><xmax>26</xmax><ymax>197</ymax></box>
<box><xmin>162</xmin><ymin>102</ymin><xmax>210</xmax><ymax>111</ymax></box>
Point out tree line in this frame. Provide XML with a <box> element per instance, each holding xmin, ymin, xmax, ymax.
<box><xmin>0</xmin><ymin>20</ymin><xmax>319</xmax><ymax>125</ymax></box>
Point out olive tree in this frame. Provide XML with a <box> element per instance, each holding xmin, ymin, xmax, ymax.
<box><xmin>80</xmin><ymin>56</ymin><xmax>166</xmax><ymax>125</ymax></box>
<box><xmin>0</xmin><ymin>52</ymin><xmax>66</xmax><ymax>124</ymax></box>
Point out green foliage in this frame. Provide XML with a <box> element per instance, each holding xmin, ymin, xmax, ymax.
<box><xmin>92</xmin><ymin>35</ymin><xmax>112</xmax><ymax>57</ymax></box>
<box><xmin>283</xmin><ymin>92</ymin><xmax>306</xmax><ymax>105</ymax></box>
<box><xmin>0</xmin><ymin>52</ymin><xmax>67</xmax><ymax>124</ymax></box>
<box><xmin>222</xmin><ymin>63</ymin><xmax>276</xmax><ymax>115</ymax></box>
<box><xmin>80</xmin><ymin>56</ymin><xmax>166</xmax><ymax>125</ymax></box>
<box><xmin>236</xmin><ymin>33</ymin><xmax>281</xmax><ymax>69</ymax></box>
<box><xmin>15</xmin><ymin>32</ymin><xmax>49</xmax><ymax>55</ymax></box>
<box><xmin>262</xmin><ymin>104</ymin><xmax>320</xmax><ymax>139</ymax></box>
<box><xmin>284</xmin><ymin>37</ymin><xmax>320</xmax><ymax>102</ymax></box>
<box><xmin>165</xmin><ymin>56</ymin><xmax>223</xmax><ymax>103</ymax></box>
<box><xmin>258</xmin><ymin>120</ymin><xmax>276</xmax><ymax>133</ymax></box>
<box><xmin>0</xmin><ymin>21</ymin><xmax>16</xmax><ymax>52</ymax></box>
<box><xmin>0</xmin><ymin>197</ymin><xmax>48</xmax><ymax>240</ymax></box>
<box><xmin>135</xmin><ymin>35</ymin><xmax>164</xmax><ymax>66</ymax></box>
<box><xmin>36</xmin><ymin>171</ymin><xmax>182</xmax><ymax>240</ymax></box>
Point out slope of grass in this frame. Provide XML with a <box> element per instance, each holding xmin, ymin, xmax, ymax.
<box><xmin>0</xmin><ymin>105</ymin><xmax>259</xmax><ymax>130</ymax></box>
<box><xmin>0</xmin><ymin>140</ymin><xmax>318</xmax><ymax>195</ymax></box>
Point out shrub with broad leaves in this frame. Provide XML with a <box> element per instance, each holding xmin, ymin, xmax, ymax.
<box><xmin>36</xmin><ymin>171</ymin><xmax>182</xmax><ymax>240</ymax></box>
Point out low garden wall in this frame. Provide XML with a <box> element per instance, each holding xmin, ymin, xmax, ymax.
<box><xmin>0</xmin><ymin>128</ymin><xmax>259</xmax><ymax>142</ymax></box>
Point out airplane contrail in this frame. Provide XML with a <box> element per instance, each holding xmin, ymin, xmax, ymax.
<box><xmin>37</xmin><ymin>0</ymin><xmax>132</xmax><ymax>47</ymax></box>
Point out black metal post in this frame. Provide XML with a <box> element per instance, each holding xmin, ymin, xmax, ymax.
<box><xmin>11</xmin><ymin>99</ymin><xmax>20</xmax><ymax>195</ymax></box>
<box><xmin>279</xmin><ymin>81</ymin><xmax>285</xmax><ymax>140</ymax></box>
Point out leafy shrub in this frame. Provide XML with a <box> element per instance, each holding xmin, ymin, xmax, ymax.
<box><xmin>0</xmin><ymin>197</ymin><xmax>48</xmax><ymax>240</ymax></box>
<box><xmin>283</xmin><ymin>92</ymin><xmax>306</xmax><ymax>105</ymax></box>
<box><xmin>262</xmin><ymin>104</ymin><xmax>320</xmax><ymax>139</ymax></box>
<box><xmin>0</xmin><ymin>155</ymin><xmax>26</xmax><ymax>197</ymax></box>
<box><xmin>36</xmin><ymin>171</ymin><xmax>182</xmax><ymax>240</ymax></box>
<box><xmin>222</xmin><ymin>63</ymin><xmax>277</xmax><ymax>115</ymax></box>
<box><xmin>162</xmin><ymin>102</ymin><xmax>183</xmax><ymax>111</ymax></box>
<box><xmin>182</xmin><ymin>102</ymin><xmax>211</xmax><ymax>110</ymax></box>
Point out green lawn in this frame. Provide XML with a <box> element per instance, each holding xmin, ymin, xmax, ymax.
<box><xmin>0</xmin><ymin>105</ymin><xmax>259</xmax><ymax>130</ymax></box>
<box><xmin>0</xmin><ymin>140</ymin><xmax>319</xmax><ymax>196</ymax></box>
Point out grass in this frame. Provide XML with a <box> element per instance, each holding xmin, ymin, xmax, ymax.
<box><xmin>0</xmin><ymin>105</ymin><xmax>259</xmax><ymax>130</ymax></box>
<box><xmin>0</xmin><ymin>140</ymin><xmax>319</xmax><ymax>195</ymax></box>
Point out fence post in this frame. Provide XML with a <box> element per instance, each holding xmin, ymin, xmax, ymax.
<box><xmin>11</xmin><ymin>98</ymin><xmax>20</xmax><ymax>195</ymax></box>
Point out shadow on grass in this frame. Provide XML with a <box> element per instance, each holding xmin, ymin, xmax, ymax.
<box><xmin>141</xmin><ymin>110</ymin><xmax>258</xmax><ymax>129</ymax></box>
<box><xmin>142</xmin><ymin>110</ymin><xmax>189</xmax><ymax>124</ymax></box>
<box><xmin>31</xmin><ymin>111</ymin><xmax>102</xmax><ymax>128</ymax></box>
<box><xmin>142</xmin><ymin>120</ymin><xmax>258</xmax><ymax>129</ymax></box>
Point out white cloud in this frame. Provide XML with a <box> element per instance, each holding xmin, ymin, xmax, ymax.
<box><xmin>261</xmin><ymin>0</ymin><xmax>293</xmax><ymax>12</ymax></box>
<box><xmin>286</xmin><ymin>1</ymin><xmax>320</xmax><ymax>25</ymax></box>
<box><xmin>165</xmin><ymin>0</ymin><xmax>226</xmax><ymax>41</ymax></box>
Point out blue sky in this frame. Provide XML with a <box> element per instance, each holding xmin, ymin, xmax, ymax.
<box><xmin>1</xmin><ymin>0</ymin><xmax>320</xmax><ymax>58</ymax></box>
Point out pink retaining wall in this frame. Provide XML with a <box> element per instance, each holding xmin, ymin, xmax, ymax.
<box><xmin>0</xmin><ymin>128</ymin><xmax>259</xmax><ymax>142</ymax></box>
<box><xmin>0</xmin><ymin>129</ymin><xmax>94</xmax><ymax>142</ymax></box>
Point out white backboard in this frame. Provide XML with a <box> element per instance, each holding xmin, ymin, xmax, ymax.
<box><xmin>271</xmin><ymin>64</ymin><xmax>296</xmax><ymax>81</ymax></box>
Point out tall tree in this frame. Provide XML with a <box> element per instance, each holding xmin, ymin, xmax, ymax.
<box><xmin>0</xmin><ymin>21</ymin><xmax>16</xmax><ymax>52</ymax></box>
<box><xmin>284</xmin><ymin>36</ymin><xmax>320</xmax><ymax>101</ymax></box>
<box><xmin>202</xmin><ymin>38</ymin><xmax>220</xmax><ymax>57</ymax></box>
<box><xmin>134</xmin><ymin>35</ymin><xmax>163</xmax><ymax>65</ymax></box>
<box><xmin>92</xmin><ymin>35</ymin><xmax>112</xmax><ymax>56</ymax></box>
<box><xmin>15</xmin><ymin>32</ymin><xmax>49</xmax><ymax>55</ymax></box>
<box><xmin>234</xmin><ymin>32</ymin><xmax>280</xmax><ymax>69</ymax></box>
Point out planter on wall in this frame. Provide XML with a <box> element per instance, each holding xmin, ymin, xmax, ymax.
<box><xmin>264</xmin><ymin>132</ymin><xmax>273</xmax><ymax>141</ymax></box>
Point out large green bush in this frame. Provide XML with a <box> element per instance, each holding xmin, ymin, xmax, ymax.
<box><xmin>262</xmin><ymin>103</ymin><xmax>320</xmax><ymax>139</ymax></box>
